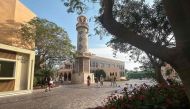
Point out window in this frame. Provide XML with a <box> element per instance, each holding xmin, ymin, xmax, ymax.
<box><xmin>0</xmin><ymin>60</ymin><xmax>15</xmax><ymax>77</ymax></box>
<box><xmin>92</xmin><ymin>62</ymin><xmax>95</xmax><ymax>67</ymax></box>
<box><xmin>65</xmin><ymin>64</ymin><xmax>71</xmax><ymax>69</ymax></box>
<box><xmin>113</xmin><ymin>64</ymin><xmax>115</xmax><ymax>67</ymax></box>
<box><xmin>101</xmin><ymin>63</ymin><xmax>105</xmax><ymax>68</ymax></box>
<box><xmin>120</xmin><ymin>72</ymin><xmax>124</xmax><ymax>76</ymax></box>
<box><xmin>119</xmin><ymin>65</ymin><xmax>122</xmax><ymax>69</ymax></box>
<box><xmin>110</xmin><ymin>72</ymin><xmax>114</xmax><ymax>76</ymax></box>
<box><xmin>107</xmin><ymin>64</ymin><xmax>110</xmax><ymax>68</ymax></box>
<box><xmin>96</xmin><ymin>63</ymin><xmax>98</xmax><ymax>68</ymax></box>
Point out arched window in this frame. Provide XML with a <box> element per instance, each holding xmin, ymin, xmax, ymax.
<box><xmin>112</xmin><ymin>72</ymin><xmax>114</xmax><ymax>76</ymax></box>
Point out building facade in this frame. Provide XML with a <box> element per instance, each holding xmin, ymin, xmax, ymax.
<box><xmin>0</xmin><ymin>0</ymin><xmax>35</xmax><ymax>96</ymax></box>
<box><xmin>90</xmin><ymin>55</ymin><xmax>125</xmax><ymax>80</ymax></box>
<box><xmin>58</xmin><ymin>55</ymin><xmax>125</xmax><ymax>82</ymax></box>
<box><xmin>58</xmin><ymin>62</ymin><xmax>73</xmax><ymax>81</ymax></box>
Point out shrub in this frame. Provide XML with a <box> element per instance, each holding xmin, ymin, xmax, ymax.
<box><xmin>94</xmin><ymin>69</ymin><xmax>106</xmax><ymax>79</ymax></box>
<box><xmin>91</xmin><ymin>83</ymin><xmax>189</xmax><ymax>109</ymax></box>
<box><xmin>33</xmin><ymin>69</ymin><xmax>54</xmax><ymax>87</ymax></box>
<box><xmin>33</xmin><ymin>76</ymin><xmax>38</xmax><ymax>87</ymax></box>
<box><xmin>127</xmin><ymin>70</ymin><xmax>155</xmax><ymax>80</ymax></box>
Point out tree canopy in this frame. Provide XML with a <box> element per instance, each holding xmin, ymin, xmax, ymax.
<box><xmin>20</xmin><ymin>17</ymin><xmax>75</xmax><ymax>71</ymax></box>
<box><xmin>106</xmin><ymin>0</ymin><xmax>174</xmax><ymax>84</ymax></box>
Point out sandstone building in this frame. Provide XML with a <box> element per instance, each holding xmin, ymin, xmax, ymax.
<box><xmin>58</xmin><ymin>55</ymin><xmax>125</xmax><ymax>82</ymax></box>
<box><xmin>0</xmin><ymin>0</ymin><xmax>35</xmax><ymax>96</ymax></box>
<box><xmin>90</xmin><ymin>55</ymin><xmax>125</xmax><ymax>80</ymax></box>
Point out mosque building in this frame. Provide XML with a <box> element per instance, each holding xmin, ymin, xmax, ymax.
<box><xmin>58</xmin><ymin>16</ymin><xmax>125</xmax><ymax>83</ymax></box>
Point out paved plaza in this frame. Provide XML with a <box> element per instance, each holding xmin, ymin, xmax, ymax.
<box><xmin>0</xmin><ymin>80</ymin><xmax>153</xmax><ymax>109</ymax></box>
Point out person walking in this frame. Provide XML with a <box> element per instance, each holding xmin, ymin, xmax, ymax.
<box><xmin>100</xmin><ymin>75</ymin><xmax>104</xmax><ymax>87</ymax></box>
<box><xmin>94</xmin><ymin>77</ymin><xmax>99</xmax><ymax>87</ymax></box>
<box><xmin>113</xmin><ymin>76</ymin><xmax>117</xmax><ymax>87</ymax></box>
<box><xmin>44</xmin><ymin>74</ymin><xmax>51</xmax><ymax>92</ymax></box>
<box><xmin>59</xmin><ymin>73</ymin><xmax>63</xmax><ymax>84</ymax></box>
<box><xmin>110</xmin><ymin>75</ymin><xmax>114</xmax><ymax>87</ymax></box>
<box><xmin>87</xmin><ymin>75</ymin><xmax>91</xmax><ymax>86</ymax></box>
<box><xmin>49</xmin><ymin>76</ymin><xmax>54</xmax><ymax>88</ymax></box>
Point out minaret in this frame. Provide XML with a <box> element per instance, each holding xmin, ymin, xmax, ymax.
<box><xmin>72</xmin><ymin>15</ymin><xmax>94</xmax><ymax>84</ymax></box>
<box><xmin>76</xmin><ymin>15</ymin><xmax>89</xmax><ymax>53</ymax></box>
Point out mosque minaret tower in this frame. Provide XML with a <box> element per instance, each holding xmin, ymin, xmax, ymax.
<box><xmin>71</xmin><ymin>15</ymin><xmax>94</xmax><ymax>84</ymax></box>
<box><xmin>77</xmin><ymin>16</ymin><xmax>88</xmax><ymax>53</ymax></box>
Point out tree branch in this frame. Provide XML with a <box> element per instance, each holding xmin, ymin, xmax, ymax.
<box><xmin>169</xmin><ymin>35</ymin><xmax>174</xmax><ymax>42</ymax></box>
<box><xmin>99</xmin><ymin>0</ymin><xmax>176</xmax><ymax>63</ymax></box>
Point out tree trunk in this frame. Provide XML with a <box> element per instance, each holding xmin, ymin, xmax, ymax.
<box><xmin>170</xmin><ymin>52</ymin><xmax>190</xmax><ymax>103</ymax></box>
<box><xmin>35</xmin><ymin>55</ymin><xmax>40</xmax><ymax>72</ymax></box>
<box><xmin>154</xmin><ymin>65</ymin><xmax>167</xmax><ymax>85</ymax></box>
<box><xmin>146</xmin><ymin>53</ymin><xmax>167</xmax><ymax>85</ymax></box>
<box><xmin>162</xmin><ymin>0</ymin><xmax>190</xmax><ymax>102</ymax></box>
<box><xmin>175</xmin><ymin>67</ymin><xmax>190</xmax><ymax>103</ymax></box>
<box><xmin>35</xmin><ymin>55</ymin><xmax>45</xmax><ymax>72</ymax></box>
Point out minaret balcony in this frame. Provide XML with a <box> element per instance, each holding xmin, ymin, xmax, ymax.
<box><xmin>76</xmin><ymin>23</ymin><xmax>89</xmax><ymax>30</ymax></box>
<box><xmin>76</xmin><ymin>51</ymin><xmax>92</xmax><ymax>58</ymax></box>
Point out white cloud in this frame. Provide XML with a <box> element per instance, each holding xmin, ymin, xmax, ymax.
<box><xmin>89</xmin><ymin>47</ymin><xmax>142</xmax><ymax>70</ymax></box>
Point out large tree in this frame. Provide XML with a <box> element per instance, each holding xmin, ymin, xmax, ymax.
<box><xmin>106</xmin><ymin>0</ymin><xmax>174</xmax><ymax>84</ymax></box>
<box><xmin>62</xmin><ymin>0</ymin><xmax>190</xmax><ymax>101</ymax></box>
<box><xmin>99</xmin><ymin>0</ymin><xmax>190</xmax><ymax>100</ymax></box>
<box><xmin>20</xmin><ymin>17</ymin><xmax>75</xmax><ymax>71</ymax></box>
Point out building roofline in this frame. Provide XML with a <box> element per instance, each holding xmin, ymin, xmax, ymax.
<box><xmin>91</xmin><ymin>55</ymin><xmax>125</xmax><ymax>63</ymax></box>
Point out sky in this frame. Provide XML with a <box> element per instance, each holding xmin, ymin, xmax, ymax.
<box><xmin>20</xmin><ymin>0</ymin><xmax>153</xmax><ymax>70</ymax></box>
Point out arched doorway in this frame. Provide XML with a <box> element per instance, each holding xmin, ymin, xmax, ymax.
<box><xmin>64</xmin><ymin>73</ymin><xmax>67</xmax><ymax>81</ymax></box>
<box><xmin>68</xmin><ymin>73</ymin><xmax>71</xmax><ymax>81</ymax></box>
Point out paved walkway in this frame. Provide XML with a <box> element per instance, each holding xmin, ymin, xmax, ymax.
<box><xmin>0</xmin><ymin>80</ymin><xmax>153</xmax><ymax>109</ymax></box>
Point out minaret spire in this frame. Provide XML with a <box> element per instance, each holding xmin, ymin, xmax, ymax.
<box><xmin>76</xmin><ymin>15</ymin><xmax>89</xmax><ymax>53</ymax></box>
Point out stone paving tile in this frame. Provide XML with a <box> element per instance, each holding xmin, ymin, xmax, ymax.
<box><xmin>0</xmin><ymin>80</ymin><xmax>152</xmax><ymax>109</ymax></box>
<box><xmin>0</xmin><ymin>83</ymin><xmax>119</xmax><ymax>109</ymax></box>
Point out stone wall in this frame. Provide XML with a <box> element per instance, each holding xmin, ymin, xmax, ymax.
<box><xmin>71</xmin><ymin>72</ymin><xmax>94</xmax><ymax>84</ymax></box>
<box><xmin>0</xmin><ymin>0</ymin><xmax>36</xmax><ymax>50</ymax></box>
